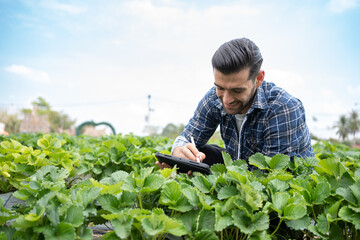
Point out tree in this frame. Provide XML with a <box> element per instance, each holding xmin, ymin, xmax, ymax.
<box><xmin>160</xmin><ymin>123</ymin><xmax>185</xmax><ymax>139</ymax></box>
<box><xmin>334</xmin><ymin>115</ymin><xmax>349</xmax><ymax>141</ymax></box>
<box><xmin>0</xmin><ymin>110</ymin><xmax>21</xmax><ymax>134</ymax></box>
<box><xmin>348</xmin><ymin>110</ymin><xmax>360</xmax><ymax>140</ymax></box>
<box><xmin>22</xmin><ymin>97</ymin><xmax>76</xmax><ymax>133</ymax></box>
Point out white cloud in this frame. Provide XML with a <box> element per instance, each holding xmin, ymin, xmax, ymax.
<box><xmin>5</xmin><ymin>65</ymin><xmax>51</xmax><ymax>84</ymax></box>
<box><xmin>40</xmin><ymin>1</ymin><xmax>86</xmax><ymax>14</ymax></box>
<box><xmin>328</xmin><ymin>0</ymin><xmax>358</xmax><ymax>13</ymax></box>
<box><xmin>347</xmin><ymin>84</ymin><xmax>360</xmax><ymax>94</ymax></box>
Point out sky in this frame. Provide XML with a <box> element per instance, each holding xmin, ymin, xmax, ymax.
<box><xmin>0</xmin><ymin>0</ymin><xmax>359</xmax><ymax>139</ymax></box>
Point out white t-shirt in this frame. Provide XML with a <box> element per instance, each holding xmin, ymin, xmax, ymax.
<box><xmin>235</xmin><ymin>114</ymin><xmax>246</xmax><ymax>132</ymax></box>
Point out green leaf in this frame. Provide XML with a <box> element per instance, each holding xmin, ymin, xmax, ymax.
<box><xmin>176</xmin><ymin>210</ymin><xmax>199</xmax><ymax>235</ymax></box>
<box><xmin>97</xmin><ymin>194</ymin><xmax>120</xmax><ymax>213</ymax></box>
<box><xmin>249</xmin><ymin>153</ymin><xmax>269</xmax><ymax>170</ymax></box>
<box><xmin>38</xmin><ymin>222</ymin><xmax>76</xmax><ymax>240</ymax></box>
<box><xmin>12</xmin><ymin>189</ymin><xmax>33</xmax><ymax>200</ymax></box>
<box><xmin>141</xmin><ymin>174</ymin><xmax>165</xmax><ymax>193</ymax></box>
<box><xmin>336</xmin><ymin>187</ymin><xmax>357</xmax><ymax>205</ymax></box>
<box><xmin>316</xmin><ymin>157</ymin><xmax>346</xmax><ymax>179</ymax></box>
<box><xmin>316</xmin><ymin>213</ymin><xmax>329</xmax><ymax>235</ymax></box>
<box><xmin>268</xmin><ymin>154</ymin><xmax>290</xmax><ymax>170</ymax></box>
<box><xmin>271</xmin><ymin>192</ymin><xmax>289</xmax><ymax>215</ymax></box>
<box><xmin>349</xmin><ymin>180</ymin><xmax>360</xmax><ymax>205</ymax></box>
<box><xmin>283</xmin><ymin>203</ymin><xmax>307</xmax><ymax>220</ymax></box>
<box><xmin>194</xmin><ymin>230</ymin><xmax>218</xmax><ymax>240</ymax></box>
<box><xmin>112</xmin><ymin>213</ymin><xmax>133</xmax><ymax>239</ymax></box>
<box><xmin>100</xmin><ymin>231</ymin><xmax>121</xmax><ymax>240</ymax></box>
<box><xmin>141</xmin><ymin>209</ymin><xmax>186</xmax><ymax>236</ymax></box>
<box><xmin>302</xmin><ymin>157</ymin><xmax>319</xmax><ymax>167</ymax></box>
<box><xmin>181</xmin><ymin>185</ymin><xmax>200</xmax><ymax>206</ymax></box>
<box><xmin>267</xmin><ymin>179</ymin><xmax>289</xmax><ymax>194</ymax></box>
<box><xmin>222</xmin><ymin>151</ymin><xmax>232</xmax><ymax>167</ymax></box>
<box><xmin>226</xmin><ymin>165</ymin><xmax>247</xmax><ymax>184</ymax></box>
<box><xmin>339</xmin><ymin>206</ymin><xmax>360</xmax><ymax>230</ymax></box>
<box><xmin>284</xmin><ymin>215</ymin><xmax>311</xmax><ymax>230</ymax></box>
<box><xmin>210</xmin><ymin>163</ymin><xmax>227</xmax><ymax>174</ymax></box>
<box><xmin>65</xmin><ymin>205</ymin><xmax>84</xmax><ymax>227</ymax></box>
<box><xmin>327</xmin><ymin>200</ymin><xmax>342</xmax><ymax>220</ymax></box>
<box><xmin>191</xmin><ymin>175</ymin><xmax>212</xmax><ymax>194</ymax></box>
<box><xmin>197</xmin><ymin>210</ymin><xmax>215</xmax><ymax>231</ymax></box>
<box><xmin>76</xmin><ymin>186</ymin><xmax>101</xmax><ymax>207</ymax></box>
<box><xmin>313</xmin><ymin>182</ymin><xmax>331</xmax><ymax>204</ymax></box>
<box><xmin>248</xmin><ymin>230</ymin><xmax>272</xmax><ymax>240</ymax></box>
<box><xmin>160</xmin><ymin>181</ymin><xmax>181</xmax><ymax>205</ymax></box>
<box><xmin>214</xmin><ymin>204</ymin><xmax>233</xmax><ymax>232</ymax></box>
<box><xmin>217</xmin><ymin>185</ymin><xmax>239</xmax><ymax>200</ymax></box>
<box><xmin>232</xmin><ymin>209</ymin><xmax>269</xmax><ymax>235</ymax></box>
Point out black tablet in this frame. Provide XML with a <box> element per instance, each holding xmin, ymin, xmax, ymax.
<box><xmin>155</xmin><ymin>152</ymin><xmax>210</xmax><ymax>175</ymax></box>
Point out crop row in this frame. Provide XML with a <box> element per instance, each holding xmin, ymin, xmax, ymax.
<box><xmin>0</xmin><ymin>133</ymin><xmax>360</xmax><ymax>239</ymax></box>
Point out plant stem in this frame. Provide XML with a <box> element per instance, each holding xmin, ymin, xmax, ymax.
<box><xmin>311</xmin><ymin>206</ymin><xmax>317</xmax><ymax>221</ymax></box>
<box><xmin>138</xmin><ymin>192</ymin><xmax>143</xmax><ymax>209</ymax></box>
<box><xmin>271</xmin><ymin>218</ymin><xmax>283</xmax><ymax>237</ymax></box>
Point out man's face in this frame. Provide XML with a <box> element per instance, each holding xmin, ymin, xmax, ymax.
<box><xmin>214</xmin><ymin>67</ymin><xmax>263</xmax><ymax>115</ymax></box>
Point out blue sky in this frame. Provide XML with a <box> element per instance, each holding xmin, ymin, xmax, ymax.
<box><xmin>1</xmin><ymin>0</ymin><xmax>359</xmax><ymax>138</ymax></box>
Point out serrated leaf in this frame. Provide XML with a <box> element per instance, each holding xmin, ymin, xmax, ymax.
<box><xmin>181</xmin><ymin>186</ymin><xmax>200</xmax><ymax>206</ymax></box>
<box><xmin>313</xmin><ymin>182</ymin><xmax>331</xmax><ymax>204</ymax></box>
<box><xmin>141</xmin><ymin>174</ymin><xmax>165</xmax><ymax>193</ymax></box>
<box><xmin>97</xmin><ymin>194</ymin><xmax>120</xmax><ymax>213</ymax></box>
<box><xmin>226</xmin><ymin>165</ymin><xmax>247</xmax><ymax>184</ymax></box>
<box><xmin>283</xmin><ymin>203</ymin><xmax>307</xmax><ymax>220</ymax></box>
<box><xmin>267</xmin><ymin>179</ymin><xmax>289</xmax><ymax>194</ymax></box>
<box><xmin>302</xmin><ymin>157</ymin><xmax>319</xmax><ymax>167</ymax></box>
<box><xmin>39</xmin><ymin>222</ymin><xmax>76</xmax><ymax>240</ymax></box>
<box><xmin>271</xmin><ymin>192</ymin><xmax>289</xmax><ymax>215</ymax></box>
<box><xmin>191</xmin><ymin>175</ymin><xmax>212</xmax><ymax>194</ymax></box>
<box><xmin>316</xmin><ymin>213</ymin><xmax>329</xmax><ymax>235</ymax></box>
<box><xmin>210</xmin><ymin>163</ymin><xmax>227</xmax><ymax>174</ymax></box>
<box><xmin>197</xmin><ymin>210</ymin><xmax>215</xmax><ymax>231</ymax></box>
<box><xmin>249</xmin><ymin>153</ymin><xmax>269</xmax><ymax>170</ymax></box>
<box><xmin>160</xmin><ymin>181</ymin><xmax>181</xmax><ymax>205</ymax></box>
<box><xmin>338</xmin><ymin>206</ymin><xmax>360</xmax><ymax>230</ymax></box>
<box><xmin>232</xmin><ymin>209</ymin><xmax>269</xmax><ymax>235</ymax></box>
<box><xmin>217</xmin><ymin>185</ymin><xmax>239</xmax><ymax>200</ymax></box>
<box><xmin>222</xmin><ymin>151</ymin><xmax>232</xmax><ymax>167</ymax></box>
<box><xmin>214</xmin><ymin>204</ymin><xmax>233</xmax><ymax>232</ymax></box>
<box><xmin>176</xmin><ymin>210</ymin><xmax>199</xmax><ymax>234</ymax></box>
<box><xmin>194</xmin><ymin>230</ymin><xmax>218</xmax><ymax>240</ymax></box>
<box><xmin>65</xmin><ymin>205</ymin><xmax>84</xmax><ymax>227</ymax></box>
<box><xmin>268</xmin><ymin>154</ymin><xmax>290</xmax><ymax>170</ymax></box>
<box><xmin>112</xmin><ymin>215</ymin><xmax>133</xmax><ymax>239</ymax></box>
<box><xmin>349</xmin><ymin>180</ymin><xmax>360</xmax><ymax>205</ymax></box>
<box><xmin>317</xmin><ymin>157</ymin><xmax>346</xmax><ymax>179</ymax></box>
<box><xmin>284</xmin><ymin>215</ymin><xmax>311</xmax><ymax>230</ymax></box>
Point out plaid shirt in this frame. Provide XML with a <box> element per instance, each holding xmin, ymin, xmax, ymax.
<box><xmin>172</xmin><ymin>81</ymin><xmax>314</xmax><ymax>161</ymax></box>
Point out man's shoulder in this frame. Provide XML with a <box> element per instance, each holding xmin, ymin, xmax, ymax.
<box><xmin>259</xmin><ymin>81</ymin><xmax>303</xmax><ymax>111</ymax></box>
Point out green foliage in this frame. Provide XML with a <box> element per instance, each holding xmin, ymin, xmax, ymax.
<box><xmin>0</xmin><ymin>135</ymin><xmax>360</xmax><ymax>239</ymax></box>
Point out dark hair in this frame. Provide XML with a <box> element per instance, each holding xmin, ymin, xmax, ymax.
<box><xmin>211</xmin><ymin>38</ymin><xmax>263</xmax><ymax>80</ymax></box>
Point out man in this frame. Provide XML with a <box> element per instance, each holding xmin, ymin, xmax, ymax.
<box><xmin>158</xmin><ymin>37</ymin><xmax>314</xmax><ymax>169</ymax></box>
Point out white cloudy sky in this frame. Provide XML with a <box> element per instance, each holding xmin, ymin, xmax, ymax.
<box><xmin>1</xmin><ymin>0</ymin><xmax>360</xmax><ymax>139</ymax></box>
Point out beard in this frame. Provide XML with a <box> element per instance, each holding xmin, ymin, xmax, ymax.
<box><xmin>223</xmin><ymin>84</ymin><xmax>257</xmax><ymax>115</ymax></box>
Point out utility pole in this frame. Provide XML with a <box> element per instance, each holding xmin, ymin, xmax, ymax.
<box><xmin>144</xmin><ymin>94</ymin><xmax>155</xmax><ymax>136</ymax></box>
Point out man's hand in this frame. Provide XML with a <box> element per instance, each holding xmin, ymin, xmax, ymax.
<box><xmin>155</xmin><ymin>144</ymin><xmax>206</xmax><ymax>175</ymax></box>
<box><xmin>172</xmin><ymin>143</ymin><xmax>206</xmax><ymax>162</ymax></box>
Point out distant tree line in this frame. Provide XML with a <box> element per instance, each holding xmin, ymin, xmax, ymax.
<box><xmin>0</xmin><ymin>97</ymin><xmax>75</xmax><ymax>134</ymax></box>
<box><xmin>333</xmin><ymin>109</ymin><xmax>360</xmax><ymax>142</ymax></box>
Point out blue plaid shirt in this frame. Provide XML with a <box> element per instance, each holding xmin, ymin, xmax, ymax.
<box><xmin>173</xmin><ymin>81</ymin><xmax>314</xmax><ymax>161</ymax></box>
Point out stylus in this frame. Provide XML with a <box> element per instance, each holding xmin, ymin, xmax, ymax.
<box><xmin>190</xmin><ymin>136</ymin><xmax>200</xmax><ymax>163</ymax></box>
